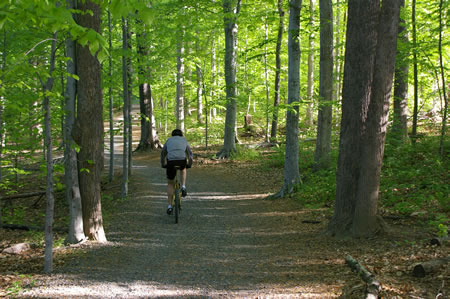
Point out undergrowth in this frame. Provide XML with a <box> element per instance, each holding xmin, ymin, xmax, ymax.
<box><xmin>242</xmin><ymin>132</ymin><xmax>449</xmax><ymax>235</ymax></box>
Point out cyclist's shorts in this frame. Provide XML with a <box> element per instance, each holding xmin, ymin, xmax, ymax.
<box><xmin>166</xmin><ymin>159</ymin><xmax>187</xmax><ymax>180</ymax></box>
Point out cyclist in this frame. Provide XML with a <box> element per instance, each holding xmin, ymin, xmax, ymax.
<box><xmin>161</xmin><ymin>129</ymin><xmax>193</xmax><ymax>215</ymax></box>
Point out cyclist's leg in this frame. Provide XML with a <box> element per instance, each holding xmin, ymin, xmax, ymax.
<box><xmin>166</xmin><ymin>161</ymin><xmax>177</xmax><ymax>214</ymax></box>
<box><xmin>180</xmin><ymin>168</ymin><xmax>187</xmax><ymax>186</ymax></box>
<box><xmin>167</xmin><ymin>179</ymin><xmax>175</xmax><ymax>206</ymax></box>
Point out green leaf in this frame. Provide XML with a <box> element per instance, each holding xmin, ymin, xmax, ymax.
<box><xmin>139</xmin><ymin>7</ymin><xmax>154</xmax><ymax>25</ymax></box>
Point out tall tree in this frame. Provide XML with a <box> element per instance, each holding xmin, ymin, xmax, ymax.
<box><xmin>329</xmin><ymin>0</ymin><xmax>401</xmax><ymax>238</ymax></box>
<box><xmin>73</xmin><ymin>0</ymin><xmax>106</xmax><ymax>242</ymax></box>
<box><xmin>313</xmin><ymin>0</ymin><xmax>333</xmax><ymax>170</ymax></box>
<box><xmin>41</xmin><ymin>33</ymin><xmax>58</xmax><ymax>273</ymax></box>
<box><xmin>217</xmin><ymin>0</ymin><xmax>241</xmax><ymax>158</ymax></box>
<box><xmin>107</xmin><ymin>3</ymin><xmax>115</xmax><ymax>182</ymax></box>
<box><xmin>411</xmin><ymin>0</ymin><xmax>419</xmax><ymax>143</ymax></box>
<box><xmin>121</xmin><ymin>16</ymin><xmax>130</xmax><ymax>198</ymax></box>
<box><xmin>176</xmin><ymin>28</ymin><xmax>185</xmax><ymax>132</ymax></box>
<box><xmin>305</xmin><ymin>0</ymin><xmax>316</xmax><ymax>127</ymax></box>
<box><xmin>136</xmin><ymin>18</ymin><xmax>161</xmax><ymax>151</ymax></box>
<box><xmin>196</xmin><ymin>64</ymin><xmax>204</xmax><ymax>124</ymax></box>
<box><xmin>270</xmin><ymin>0</ymin><xmax>285</xmax><ymax>142</ymax></box>
<box><xmin>273</xmin><ymin>0</ymin><xmax>302</xmax><ymax>197</ymax></box>
<box><xmin>0</xmin><ymin>29</ymin><xmax>5</xmax><ymax>183</ymax></box>
<box><xmin>391</xmin><ymin>0</ymin><xmax>409</xmax><ymax>142</ymax></box>
<box><xmin>64</xmin><ymin>0</ymin><xmax>84</xmax><ymax>245</ymax></box>
<box><xmin>438</xmin><ymin>0</ymin><xmax>448</xmax><ymax>159</ymax></box>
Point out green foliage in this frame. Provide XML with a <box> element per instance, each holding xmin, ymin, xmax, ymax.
<box><xmin>381</xmin><ymin>135</ymin><xmax>449</xmax><ymax>218</ymax></box>
<box><xmin>230</xmin><ymin>145</ymin><xmax>260</xmax><ymax>161</ymax></box>
<box><xmin>5</xmin><ymin>274</ymin><xmax>35</xmax><ymax>296</ymax></box>
<box><xmin>2</xmin><ymin>206</ymin><xmax>27</xmax><ymax>224</ymax></box>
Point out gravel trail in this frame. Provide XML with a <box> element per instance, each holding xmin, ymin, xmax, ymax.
<box><xmin>21</xmin><ymin>151</ymin><xmax>341</xmax><ymax>298</ymax></box>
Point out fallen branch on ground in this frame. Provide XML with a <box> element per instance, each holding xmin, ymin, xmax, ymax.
<box><xmin>430</xmin><ymin>236</ymin><xmax>449</xmax><ymax>246</ymax></box>
<box><xmin>412</xmin><ymin>256</ymin><xmax>450</xmax><ymax>278</ymax></box>
<box><xmin>345</xmin><ymin>255</ymin><xmax>381</xmax><ymax>299</ymax></box>
<box><xmin>0</xmin><ymin>191</ymin><xmax>46</xmax><ymax>201</ymax></box>
<box><xmin>2</xmin><ymin>223</ymin><xmax>68</xmax><ymax>233</ymax></box>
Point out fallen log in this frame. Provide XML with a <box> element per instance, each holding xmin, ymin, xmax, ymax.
<box><xmin>430</xmin><ymin>236</ymin><xmax>449</xmax><ymax>246</ymax></box>
<box><xmin>0</xmin><ymin>191</ymin><xmax>46</xmax><ymax>201</ymax></box>
<box><xmin>345</xmin><ymin>255</ymin><xmax>381</xmax><ymax>299</ymax></box>
<box><xmin>2</xmin><ymin>223</ymin><xmax>68</xmax><ymax>233</ymax></box>
<box><xmin>412</xmin><ymin>256</ymin><xmax>450</xmax><ymax>278</ymax></box>
<box><xmin>302</xmin><ymin>220</ymin><xmax>321</xmax><ymax>224</ymax></box>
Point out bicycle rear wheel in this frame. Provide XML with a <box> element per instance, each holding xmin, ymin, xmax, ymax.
<box><xmin>174</xmin><ymin>189</ymin><xmax>180</xmax><ymax>224</ymax></box>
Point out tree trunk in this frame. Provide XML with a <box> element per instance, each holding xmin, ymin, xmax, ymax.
<box><xmin>272</xmin><ymin>0</ymin><xmax>302</xmax><ymax>198</ymax></box>
<box><xmin>329</xmin><ymin>0</ymin><xmax>400</xmax><ymax>238</ymax></box>
<box><xmin>121</xmin><ymin>17</ymin><xmax>130</xmax><ymax>198</ymax></box>
<box><xmin>108</xmin><ymin>4</ymin><xmax>114</xmax><ymax>182</ymax></box>
<box><xmin>438</xmin><ymin>0</ymin><xmax>448</xmax><ymax>159</ymax></box>
<box><xmin>176</xmin><ymin>30</ymin><xmax>185</xmax><ymax>132</ymax></box>
<box><xmin>313</xmin><ymin>0</ymin><xmax>333</xmax><ymax>170</ymax></box>
<box><xmin>391</xmin><ymin>0</ymin><xmax>409</xmax><ymax>142</ymax></box>
<box><xmin>411</xmin><ymin>0</ymin><xmax>418</xmax><ymax>143</ymax></box>
<box><xmin>42</xmin><ymin>33</ymin><xmax>57</xmax><ymax>273</ymax></box>
<box><xmin>217</xmin><ymin>0</ymin><xmax>241</xmax><ymax>158</ymax></box>
<box><xmin>264</xmin><ymin>20</ymin><xmax>270</xmax><ymax>142</ymax></box>
<box><xmin>306</xmin><ymin>0</ymin><xmax>315</xmax><ymax>127</ymax></box>
<box><xmin>137</xmin><ymin>82</ymin><xmax>161</xmax><ymax>151</ymax></box>
<box><xmin>73</xmin><ymin>1</ymin><xmax>106</xmax><ymax>242</ymax></box>
<box><xmin>270</xmin><ymin>0</ymin><xmax>285</xmax><ymax>142</ymax></box>
<box><xmin>0</xmin><ymin>29</ymin><xmax>6</xmax><ymax>183</ymax></box>
<box><xmin>210</xmin><ymin>34</ymin><xmax>217</xmax><ymax>120</ymax></box>
<box><xmin>196</xmin><ymin>65</ymin><xmax>203</xmax><ymax>124</ymax></box>
<box><xmin>136</xmin><ymin>19</ymin><xmax>161</xmax><ymax>151</ymax></box>
<box><xmin>64</xmin><ymin>0</ymin><xmax>85</xmax><ymax>245</ymax></box>
<box><xmin>126</xmin><ymin>26</ymin><xmax>132</xmax><ymax>177</ymax></box>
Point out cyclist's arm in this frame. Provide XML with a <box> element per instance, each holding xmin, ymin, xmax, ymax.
<box><xmin>186</xmin><ymin>144</ymin><xmax>193</xmax><ymax>168</ymax></box>
<box><xmin>161</xmin><ymin>144</ymin><xmax>168</xmax><ymax>168</ymax></box>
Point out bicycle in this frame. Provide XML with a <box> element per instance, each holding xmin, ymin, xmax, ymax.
<box><xmin>172</xmin><ymin>166</ymin><xmax>182</xmax><ymax>224</ymax></box>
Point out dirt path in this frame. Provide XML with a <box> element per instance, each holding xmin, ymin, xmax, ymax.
<box><xmin>21</xmin><ymin>150</ymin><xmax>348</xmax><ymax>298</ymax></box>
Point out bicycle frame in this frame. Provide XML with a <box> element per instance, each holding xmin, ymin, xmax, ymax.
<box><xmin>173</xmin><ymin>167</ymin><xmax>182</xmax><ymax>224</ymax></box>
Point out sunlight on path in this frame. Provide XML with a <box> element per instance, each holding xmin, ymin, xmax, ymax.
<box><xmin>22</xmin><ymin>105</ymin><xmax>344</xmax><ymax>298</ymax></box>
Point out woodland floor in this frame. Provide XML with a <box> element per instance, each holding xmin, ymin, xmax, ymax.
<box><xmin>0</xmin><ymin>146</ymin><xmax>448</xmax><ymax>298</ymax></box>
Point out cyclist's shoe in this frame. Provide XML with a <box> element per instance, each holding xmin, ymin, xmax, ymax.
<box><xmin>181</xmin><ymin>186</ymin><xmax>187</xmax><ymax>197</ymax></box>
<box><xmin>166</xmin><ymin>207</ymin><xmax>173</xmax><ymax>215</ymax></box>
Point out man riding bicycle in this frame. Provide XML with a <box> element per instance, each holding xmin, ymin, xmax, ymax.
<box><xmin>161</xmin><ymin>129</ymin><xmax>193</xmax><ymax>215</ymax></box>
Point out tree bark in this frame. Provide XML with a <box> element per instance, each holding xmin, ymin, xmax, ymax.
<box><xmin>313</xmin><ymin>0</ymin><xmax>333</xmax><ymax>170</ymax></box>
<box><xmin>411</xmin><ymin>0</ymin><xmax>418</xmax><ymax>143</ymax></box>
<box><xmin>270</xmin><ymin>0</ymin><xmax>285</xmax><ymax>142</ymax></box>
<box><xmin>345</xmin><ymin>255</ymin><xmax>381</xmax><ymax>299</ymax></box>
<box><xmin>438</xmin><ymin>0</ymin><xmax>448</xmax><ymax>159</ymax></box>
<box><xmin>210</xmin><ymin>34</ymin><xmax>217</xmax><ymax>120</ymax></box>
<box><xmin>73</xmin><ymin>0</ymin><xmax>106</xmax><ymax>242</ymax></box>
<box><xmin>196</xmin><ymin>65</ymin><xmax>204</xmax><ymax>124</ymax></box>
<box><xmin>64</xmin><ymin>0</ymin><xmax>85</xmax><ymax>245</ymax></box>
<box><xmin>42</xmin><ymin>33</ymin><xmax>57</xmax><ymax>273</ymax></box>
<box><xmin>305</xmin><ymin>0</ymin><xmax>315</xmax><ymax>127</ymax></box>
<box><xmin>107</xmin><ymin>4</ymin><xmax>114</xmax><ymax>182</ymax></box>
<box><xmin>264</xmin><ymin>20</ymin><xmax>270</xmax><ymax>142</ymax></box>
<box><xmin>354</xmin><ymin>0</ymin><xmax>400</xmax><ymax>236</ymax></box>
<box><xmin>272</xmin><ymin>0</ymin><xmax>302</xmax><ymax>198</ymax></box>
<box><xmin>136</xmin><ymin>19</ymin><xmax>161</xmax><ymax>151</ymax></box>
<box><xmin>121</xmin><ymin>17</ymin><xmax>130</xmax><ymax>198</ymax></box>
<box><xmin>176</xmin><ymin>29</ymin><xmax>185</xmax><ymax>132</ymax></box>
<box><xmin>137</xmin><ymin>82</ymin><xmax>161</xmax><ymax>151</ymax></box>
<box><xmin>391</xmin><ymin>0</ymin><xmax>409</xmax><ymax>142</ymax></box>
<box><xmin>412</xmin><ymin>257</ymin><xmax>450</xmax><ymax>278</ymax></box>
<box><xmin>217</xmin><ymin>0</ymin><xmax>241</xmax><ymax>158</ymax></box>
<box><xmin>329</xmin><ymin>0</ymin><xmax>400</xmax><ymax>238</ymax></box>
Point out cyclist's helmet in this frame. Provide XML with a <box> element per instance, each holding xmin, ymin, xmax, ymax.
<box><xmin>171</xmin><ymin>129</ymin><xmax>183</xmax><ymax>137</ymax></box>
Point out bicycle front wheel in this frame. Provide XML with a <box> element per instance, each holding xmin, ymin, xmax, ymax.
<box><xmin>174</xmin><ymin>189</ymin><xmax>180</xmax><ymax>224</ymax></box>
